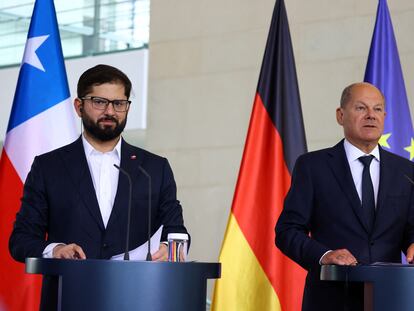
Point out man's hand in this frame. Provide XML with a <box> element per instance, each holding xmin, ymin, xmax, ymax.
<box><xmin>406</xmin><ymin>243</ymin><xmax>414</xmax><ymax>263</ymax></box>
<box><xmin>53</xmin><ymin>243</ymin><xmax>86</xmax><ymax>260</ymax></box>
<box><xmin>151</xmin><ymin>243</ymin><xmax>168</xmax><ymax>261</ymax></box>
<box><xmin>321</xmin><ymin>248</ymin><xmax>358</xmax><ymax>266</ymax></box>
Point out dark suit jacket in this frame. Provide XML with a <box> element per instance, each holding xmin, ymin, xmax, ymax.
<box><xmin>9</xmin><ymin>136</ymin><xmax>188</xmax><ymax>310</ymax></box>
<box><xmin>276</xmin><ymin>140</ymin><xmax>414</xmax><ymax>311</ymax></box>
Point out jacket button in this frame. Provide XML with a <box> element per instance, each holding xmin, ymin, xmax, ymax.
<box><xmin>370</xmin><ymin>241</ymin><xmax>374</xmax><ymax>246</ymax></box>
<box><xmin>102</xmin><ymin>243</ymin><xmax>108</xmax><ymax>248</ymax></box>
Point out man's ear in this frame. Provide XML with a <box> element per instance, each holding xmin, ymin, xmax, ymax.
<box><xmin>336</xmin><ymin>107</ymin><xmax>344</xmax><ymax>126</ymax></box>
<box><xmin>74</xmin><ymin>98</ymin><xmax>83</xmax><ymax>117</ymax></box>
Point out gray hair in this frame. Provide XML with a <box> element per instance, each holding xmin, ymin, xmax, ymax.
<box><xmin>340</xmin><ymin>82</ymin><xmax>385</xmax><ymax>108</ymax></box>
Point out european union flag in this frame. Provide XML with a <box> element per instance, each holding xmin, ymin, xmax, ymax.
<box><xmin>364</xmin><ymin>0</ymin><xmax>414</xmax><ymax>160</ymax></box>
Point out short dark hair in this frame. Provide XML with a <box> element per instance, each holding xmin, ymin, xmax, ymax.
<box><xmin>340</xmin><ymin>82</ymin><xmax>385</xmax><ymax>108</ymax></box>
<box><xmin>77</xmin><ymin>64</ymin><xmax>132</xmax><ymax>99</ymax></box>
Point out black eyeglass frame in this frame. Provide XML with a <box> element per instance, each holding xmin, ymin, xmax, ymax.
<box><xmin>80</xmin><ymin>96</ymin><xmax>131</xmax><ymax>112</ymax></box>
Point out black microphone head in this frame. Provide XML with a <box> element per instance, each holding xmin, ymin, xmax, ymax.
<box><xmin>138</xmin><ymin>165</ymin><xmax>151</xmax><ymax>179</ymax></box>
<box><xmin>404</xmin><ymin>174</ymin><xmax>414</xmax><ymax>185</ymax></box>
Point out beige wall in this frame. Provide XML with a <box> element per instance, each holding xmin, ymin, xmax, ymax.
<box><xmin>147</xmin><ymin>0</ymin><xmax>414</xmax><ymax>298</ymax></box>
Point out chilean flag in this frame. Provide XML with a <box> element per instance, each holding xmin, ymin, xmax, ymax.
<box><xmin>0</xmin><ymin>0</ymin><xmax>77</xmax><ymax>310</ymax></box>
<box><xmin>211</xmin><ymin>0</ymin><xmax>307</xmax><ymax>310</ymax></box>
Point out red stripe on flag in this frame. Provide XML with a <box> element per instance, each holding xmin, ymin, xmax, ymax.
<box><xmin>0</xmin><ymin>150</ymin><xmax>41</xmax><ymax>311</ymax></box>
<box><xmin>232</xmin><ymin>94</ymin><xmax>305</xmax><ymax>311</ymax></box>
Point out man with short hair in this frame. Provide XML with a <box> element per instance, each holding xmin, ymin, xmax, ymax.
<box><xmin>9</xmin><ymin>64</ymin><xmax>188</xmax><ymax>310</ymax></box>
<box><xmin>276</xmin><ymin>82</ymin><xmax>414</xmax><ymax>310</ymax></box>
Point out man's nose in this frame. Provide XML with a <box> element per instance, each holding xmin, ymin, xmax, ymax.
<box><xmin>366</xmin><ymin>108</ymin><xmax>376</xmax><ymax>119</ymax></box>
<box><xmin>104</xmin><ymin>102</ymin><xmax>116</xmax><ymax>114</ymax></box>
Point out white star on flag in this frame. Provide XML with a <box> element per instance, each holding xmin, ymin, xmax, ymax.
<box><xmin>22</xmin><ymin>35</ymin><xmax>49</xmax><ymax>72</ymax></box>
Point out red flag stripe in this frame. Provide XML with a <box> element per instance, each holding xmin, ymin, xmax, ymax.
<box><xmin>232</xmin><ymin>94</ymin><xmax>305</xmax><ymax>310</ymax></box>
<box><xmin>0</xmin><ymin>150</ymin><xmax>42</xmax><ymax>310</ymax></box>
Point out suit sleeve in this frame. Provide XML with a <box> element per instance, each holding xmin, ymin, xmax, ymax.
<box><xmin>158</xmin><ymin>159</ymin><xmax>189</xmax><ymax>243</ymax></box>
<box><xmin>275</xmin><ymin>155</ymin><xmax>330</xmax><ymax>270</ymax></box>
<box><xmin>9</xmin><ymin>156</ymin><xmax>49</xmax><ymax>262</ymax></box>
<box><xmin>403</xmin><ymin>166</ymin><xmax>414</xmax><ymax>251</ymax></box>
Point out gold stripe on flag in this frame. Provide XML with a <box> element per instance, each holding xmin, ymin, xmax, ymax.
<box><xmin>212</xmin><ymin>214</ymin><xmax>281</xmax><ymax>311</ymax></box>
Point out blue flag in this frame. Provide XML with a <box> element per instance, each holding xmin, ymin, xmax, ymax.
<box><xmin>364</xmin><ymin>0</ymin><xmax>414</xmax><ymax>160</ymax></box>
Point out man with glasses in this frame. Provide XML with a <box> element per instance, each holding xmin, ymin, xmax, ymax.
<box><xmin>9</xmin><ymin>64</ymin><xmax>188</xmax><ymax>310</ymax></box>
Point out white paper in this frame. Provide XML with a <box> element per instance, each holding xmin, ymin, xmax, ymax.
<box><xmin>110</xmin><ymin>225</ymin><xmax>163</xmax><ymax>261</ymax></box>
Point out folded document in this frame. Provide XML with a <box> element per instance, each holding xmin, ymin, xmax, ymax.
<box><xmin>110</xmin><ymin>226</ymin><xmax>163</xmax><ymax>261</ymax></box>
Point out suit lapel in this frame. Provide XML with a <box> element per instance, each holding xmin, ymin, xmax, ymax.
<box><xmin>106</xmin><ymin>139</ymin><xmax>144</xmax><ymax>228</ymax></box>
<box><xmin>327</xmin><ymin>141</ymin><xmax>371</xmax><ymax>233</ymax></box>
<box><xmin>59</xmin><ymin>136</ymin><xmax>105</xmax><ymax>230</ymax></box>
<box><xmin>374</xmin><ymin>148</ymin><xmax>393</xmax><ymax>229</ymax></box>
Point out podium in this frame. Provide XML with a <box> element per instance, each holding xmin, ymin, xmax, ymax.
<box><xmin>320</xmin><ymin>264</ymin><xmax>414</xmax><ymax>311</ymax></box>
<box><xmin>26</xmin><ymin>258</ymin><xmax>221</xmax><ymax>311</ymax></box>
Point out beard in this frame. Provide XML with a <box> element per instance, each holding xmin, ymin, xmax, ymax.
<box><xmin>82</xmin><ymin>113</ymin><xmax>127</xmax><ymax>142</ymax></box>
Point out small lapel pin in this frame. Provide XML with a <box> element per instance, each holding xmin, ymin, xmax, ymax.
<box><xmin>130</xmin><ymin>155</ymin><xmax>137</xmax><ymax>160</ymax></box>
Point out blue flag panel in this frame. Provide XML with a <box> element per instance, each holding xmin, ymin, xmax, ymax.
<box><xmin>7</xmin><ymin>0</ymin><xmax>70</xmax><ymax>132</ymax></box>
<box><xmin>364</xmin><ymin>0</ymin><xmax>414</xmax><ymax>160</ymax></box>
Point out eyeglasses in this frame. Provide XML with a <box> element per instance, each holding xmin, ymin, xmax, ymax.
<box><xmin>81</xmin><ymin>96</ymin><xmax>131</xmax><ymax>112</ymax></box>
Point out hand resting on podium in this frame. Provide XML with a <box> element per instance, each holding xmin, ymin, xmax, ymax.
<box><xmin>320</xmin><ymin>248</ymin><xmax>358</xmax><ymax>266</ymax></box>
<box><xmin>321</xmin><ymin>243</ymin><xmax>414</xmax><ymax>266</ymax></box>
<box><xmin>52</xmin><ymin>242</ymin><xmax>169</xmax><ymax>261</ymax></box>
<box><xmin>53</xmin><ymin>243</ymin><xmax>86</xmax><ymax>260</ymax></box>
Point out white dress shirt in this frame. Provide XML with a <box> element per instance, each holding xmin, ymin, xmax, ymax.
<box><xmin>42</xmin><ymin>134</ymin><xmax>121</xmax><ymax>258</ymax></box>
<box><xmin>343</xmin><ymin>139</ymin><xmax>380</xmax><ymax>206</ymax></box>
<box><xmin>82</xmin><ymin>135</ymin><xmax>121</xmax><ymax>227</ymax></box>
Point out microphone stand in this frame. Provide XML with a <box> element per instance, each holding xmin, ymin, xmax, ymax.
<box><xmin>113</xmin><ymin>164</ymin><xmax>132</xmax><ymax>260</ymax></box>
<box><xmin>138</xmin><ymin>166</ymin><xmax>152</xmax><ymax>261</ymax></box>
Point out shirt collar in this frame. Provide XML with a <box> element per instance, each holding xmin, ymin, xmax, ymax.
<box><xmin>82</xmin><ymin>133</ymin><xmax>122</xmax><ymax>158</ymax></box>
<box><xmin>343</xmin><ymin>139</ymin><xmax>380</xmax><ymax>162</ymax></box>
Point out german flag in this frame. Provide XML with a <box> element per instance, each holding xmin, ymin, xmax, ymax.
<box><xmin>211</xmin><ymin>0</ymin><xmax>307</xmax><ymax>310</ymax></box>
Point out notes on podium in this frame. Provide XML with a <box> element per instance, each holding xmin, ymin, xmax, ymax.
<box><xmin>110</xmin><ymin>226</ymin><xmax>162</xmax><ymax>261</ymax></box>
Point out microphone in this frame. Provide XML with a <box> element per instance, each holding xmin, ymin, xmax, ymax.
<box><xmin>113</xmin><ymin>164</ymin><xmax>132</xmax><ymax>260</ymax></box>
<box><xmin>404</xmin><ymin>174</ymin><xmax>414</xmax><ymax>186</ymax></box>
<box><xmin>138</xmin><ymin>166</ymin><xmax>152</xmax><ymax>262</ymax></box>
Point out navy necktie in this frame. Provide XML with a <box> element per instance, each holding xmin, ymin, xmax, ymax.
<box><xmin>358</xmin><ymin>155</ymin><xmax>376</xmax><ymax>232</ymax></box>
